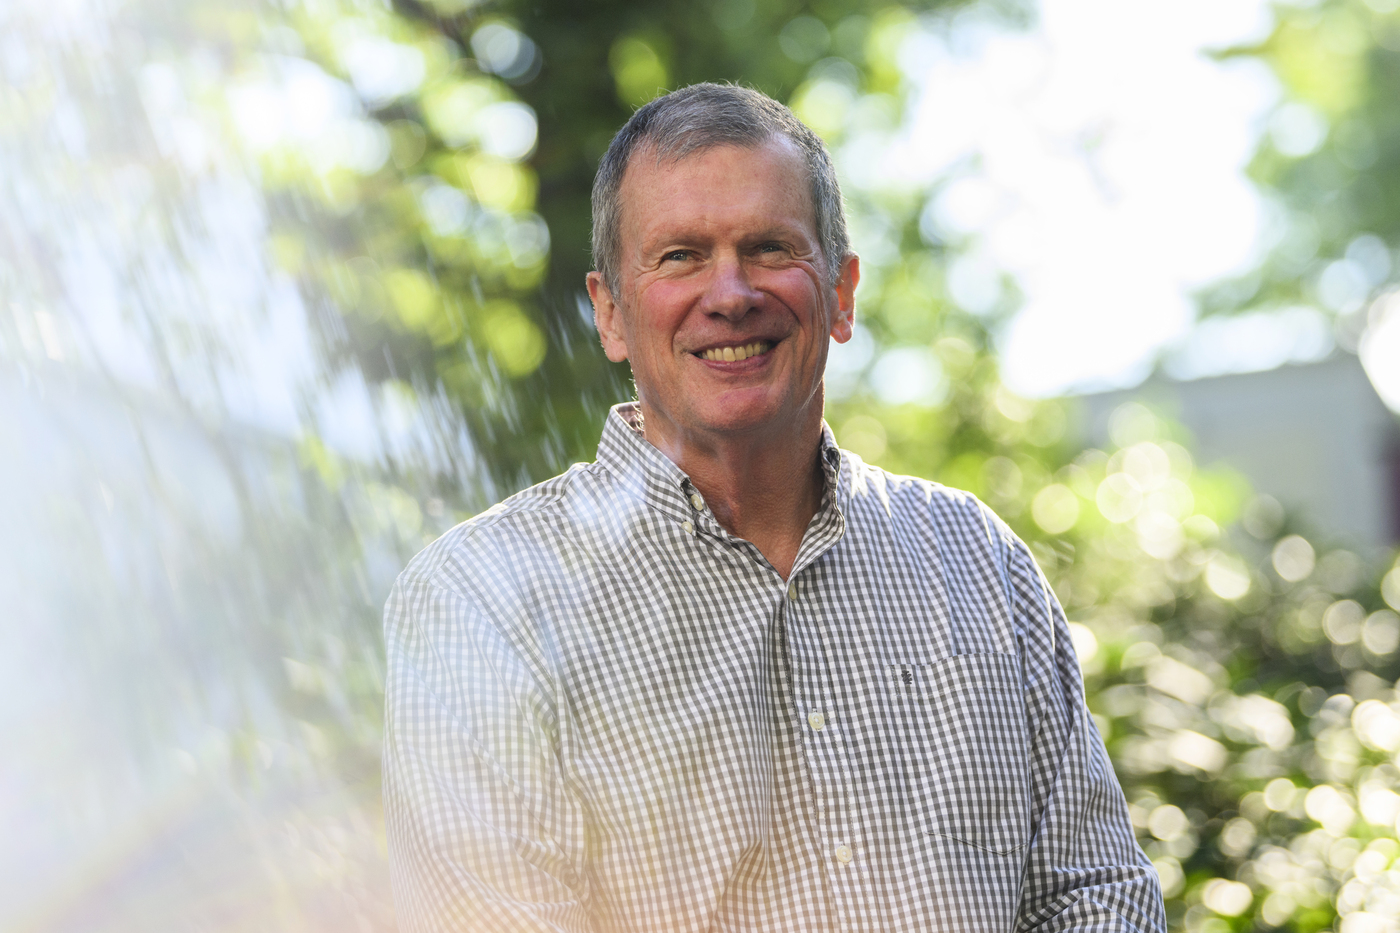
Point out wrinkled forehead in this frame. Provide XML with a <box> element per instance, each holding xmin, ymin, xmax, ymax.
<box><xmin>614</xmin><ymin>134</ymin><xmax>815</xmax><ymax>236</ymax></box>
<box><xmin>626</xmin><ymin>131</ymin><xmax>805</xmax><ymax>182</ymax></box>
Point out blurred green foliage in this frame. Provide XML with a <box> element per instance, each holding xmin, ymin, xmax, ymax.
<box><xmin>1202</xmin><ymin>0</ymin><xmax>1400</xmax><ymax>332</ymax></box>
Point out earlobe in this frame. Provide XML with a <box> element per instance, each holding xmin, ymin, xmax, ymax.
<box><xmin>587</xmin><ymin>271</ymin><xmax>630</xmax><ymax>363</ymax></box>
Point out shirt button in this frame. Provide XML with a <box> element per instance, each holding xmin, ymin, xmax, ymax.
<box><xmin>689</xmin><ymin>493</ymin><xmax>705</xmax><ymax>511</ymax></box>
<box><xmin>680</xmin><ymin>520</ymin><xmax>694</xmax><ymax>535</ymax></box>
<box><xmin>807</xmin><ymin>711</ymin><xmax>825</xmax><ymax>731</ymax></box>
<box><xmin>835</xmin><ymin>845</ymin><xmax>853</xmax><ymax>864</ymax></box>
<box><xmin>787</xmin><ymin>582</ymin><xmax>797</xmax><ymax>601</ymax></box>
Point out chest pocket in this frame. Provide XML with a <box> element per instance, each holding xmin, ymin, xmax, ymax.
<box><xmin>886</xmin><ymin>652</ymin><xmax>1031</xmax><ymax>856</ymax></box>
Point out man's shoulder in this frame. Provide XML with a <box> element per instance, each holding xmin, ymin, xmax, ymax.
<box><xmin>398</xmin><ymin>460</ymin><xmax>621</xmax><ymax>592</ymax></box>
<box><xmin>840</xmin><ymin>449</ymin><xmax>1006</xmax><ymax>537</ymax></box>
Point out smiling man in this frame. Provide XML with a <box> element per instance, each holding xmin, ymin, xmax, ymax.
<box><xmin>587</xmin><ymin>125</ymin><xmax>855</xmax><ymax>580</ymax></box>
<box><xmin>383</xmin><ymin>84</ymin><xmax>1164</xmax><ymax>932</ymax></box>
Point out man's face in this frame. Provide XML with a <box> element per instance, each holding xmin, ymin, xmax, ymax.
<box><xmin>588</xmin><ymin>137</ymin><xmax>858</xmax><ymax>449</ymax></box>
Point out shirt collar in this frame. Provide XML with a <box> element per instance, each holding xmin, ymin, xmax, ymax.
<box><xmin>595</xmin><ymin>402</ymin><xmax>695</xmax><ymax>525</ymax></box>
<box><xmin>804</xmin><ymin>421</ymin><xmax>847</xmax><ymax>570</ymax></box>
<box><xmin>595</xmin><ymin>403</ymin><xmax>847</xmax><ymax>558</ymax></box>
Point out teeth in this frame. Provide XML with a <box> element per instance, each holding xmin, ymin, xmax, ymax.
<box><xmin>701</xmin><ymin>341</ymin><xmax>770</xmax><ymax>362</ymax></box>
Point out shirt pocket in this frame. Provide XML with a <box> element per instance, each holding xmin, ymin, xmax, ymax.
<box><xmin>884</xmin><ymin>652</ymin><xmax>1031</xmax><ymax>856</ymax></box>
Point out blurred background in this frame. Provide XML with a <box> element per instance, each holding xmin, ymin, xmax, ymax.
<box><xmin>4</xmin><ymin>0</ymin><xmax>1400</xmax><ymax>930</ymax></box>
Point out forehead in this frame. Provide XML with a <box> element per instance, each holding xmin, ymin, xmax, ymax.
<box><xmin>616</xmin><ymin>136</ymin><xmax>816</xmax><ymax>243</ymax></box>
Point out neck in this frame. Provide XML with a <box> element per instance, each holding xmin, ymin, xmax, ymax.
<box><xmin>640</xmin><ymin>405</ymin><xmax>826</xmax><ymax>581</ymax></box>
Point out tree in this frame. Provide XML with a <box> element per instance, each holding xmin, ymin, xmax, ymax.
<box><xmin>1203</xmin><ymin>1</ymin><xmax>1400</xmax><ymax>336</ymax></box>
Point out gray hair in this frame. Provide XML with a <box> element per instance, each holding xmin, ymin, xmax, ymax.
<box><xmin>590</xmin><ymin>83</ymin><xmax>850</xmax><ymax>296</ymax></box>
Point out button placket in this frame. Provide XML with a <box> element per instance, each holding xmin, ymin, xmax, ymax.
<box><xmin>780</xmin><ymin>576</ymin><xmax>863</xmax><ymax>899</ymax></box>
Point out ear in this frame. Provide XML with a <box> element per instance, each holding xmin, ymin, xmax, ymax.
<box><xmin>829</xmin><ymin>253</ymin><xmax>860</xmax><ymax>344</ymax></box>
<box><xmin>587</xmin><ymin>271</ymin><xmax>630</xmax><ymax>363</ymax></box>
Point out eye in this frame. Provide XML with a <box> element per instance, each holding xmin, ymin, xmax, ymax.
<box><xmin>662</xmin><ymin>249</ymin><xmax>690</xmax><ymax>262</ymax></box>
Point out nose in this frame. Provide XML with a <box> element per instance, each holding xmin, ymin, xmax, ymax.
<box><xmin>699</xmin><ymin>253</ymin><xmax>762</xmax><ymax>321</ymax></box>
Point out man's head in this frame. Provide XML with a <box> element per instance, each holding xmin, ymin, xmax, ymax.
<box><xmin>586</xmin><ymin>84</ymin><xmax>858</xmax><ymax>452</ymax></box>
<box><xmin>591</xmin><ymin>83</ymin><xmax>850</xmax><ymax>297</ymax></box>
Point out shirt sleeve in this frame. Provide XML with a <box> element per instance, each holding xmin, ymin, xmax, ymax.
<box><xmin>382</xmin><ymin>567</ymin><xmax>594</xmax><ymax>933</ymax></box>
<box><xmin>999</xmin><ymin>530</ymin><xmax>1167</xmax><ymax>933</ymax></box>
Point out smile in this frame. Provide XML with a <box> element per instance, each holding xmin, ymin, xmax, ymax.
<box><xmin>697</xmin><ymin>340</ymin><xmax>773</xmax><ymax>362</ymax></box>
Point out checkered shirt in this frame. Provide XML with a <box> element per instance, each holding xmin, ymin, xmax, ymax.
<box><xmin>383</xmin><ymin>403</ymin><xmax>1164</xmax><ymax>932</ymax></box>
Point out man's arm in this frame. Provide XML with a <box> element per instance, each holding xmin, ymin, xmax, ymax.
<box><xmin>999</xmin><ymin>531</ymin><xmax>1167</xmax><ymax>933</ymax></box>
<box><xmin>383</xmin><ymin>567</ymin><xmax>592</xmax><ymax>933</ymax></box>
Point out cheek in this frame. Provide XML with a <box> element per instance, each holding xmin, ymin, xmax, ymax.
<box><xmin>764</xmin><ymin>267</ymin><xmax>824</xmax><ymax>310</ymax></box>
<box><xmin>643</xmin><ymin>281</ymin><xmax>695</xmax><ymax>316</ymax></box>
<box><xmin>630</xmin><ymin>284</ymin><xmax>693</xmax><ymax>335</ymax></box>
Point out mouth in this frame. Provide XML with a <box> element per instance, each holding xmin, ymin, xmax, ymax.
<box><xmin>695</xmin><ymin>340</ymin><xmax>774</xmax><ymax>363</ymax></box>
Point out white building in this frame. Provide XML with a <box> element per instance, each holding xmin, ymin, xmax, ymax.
<box><xmin>1076</xmin><ymin>353</ymin><xmax>1400</xmax><ymax>552</ymax></box>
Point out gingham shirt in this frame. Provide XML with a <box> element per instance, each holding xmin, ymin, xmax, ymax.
<box><xmin>383</xmin><ymin>403</ymin><xmax>1164</xmax><ymax>932</ymax></box>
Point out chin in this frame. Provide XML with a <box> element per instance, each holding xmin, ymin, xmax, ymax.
<box><xmin>691</xmin><ymin>403</ymin><xmax>788</xmax><ymax>438</ymax></box>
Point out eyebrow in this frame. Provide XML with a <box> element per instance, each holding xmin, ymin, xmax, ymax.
<box><xmin>641</xmin><ymin>222</ymin><xmax>812</xmax><ymax>252</ymax></box>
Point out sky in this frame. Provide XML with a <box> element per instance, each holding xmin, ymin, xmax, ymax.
<box><xmin>884</xmin><ymin>0</ymin><xmax>1400</xmax><ymax>408</ymax></box>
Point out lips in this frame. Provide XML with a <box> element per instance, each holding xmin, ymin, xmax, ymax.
<box><xmin>696</xmin><ymin>340</ymin><xmax>773</xmax><ymax>362</ymax></box>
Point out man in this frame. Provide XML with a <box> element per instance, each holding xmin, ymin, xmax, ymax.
<box><xmin>383</xmin><ymin>83</ymin><xmax>1164</xmax><ymax>932</ymax></box>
